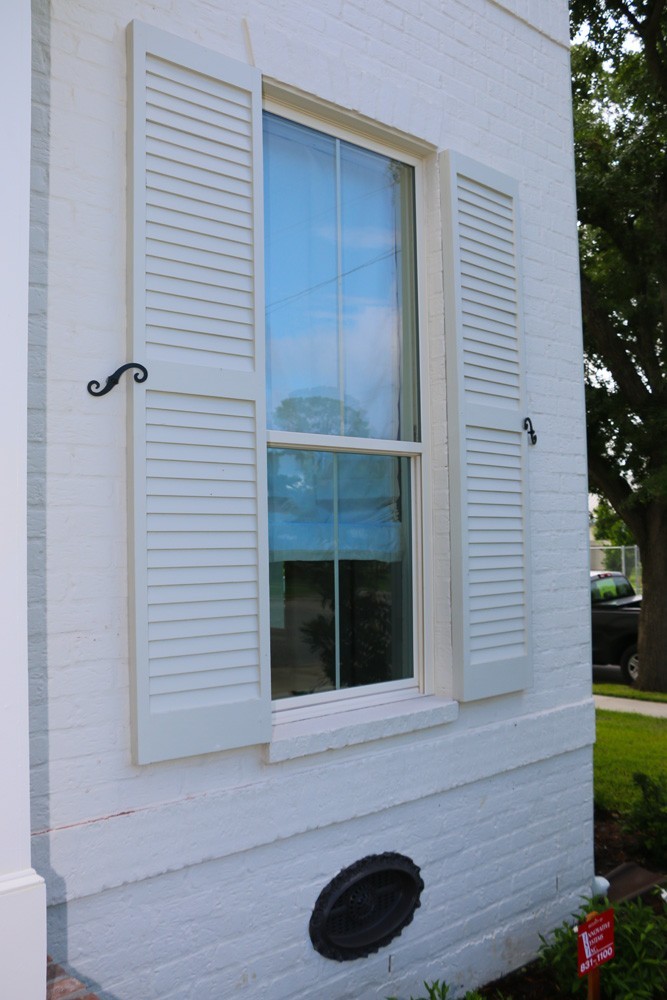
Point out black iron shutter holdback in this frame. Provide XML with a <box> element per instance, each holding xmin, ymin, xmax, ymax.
<box><xmin>523</xmin><ymin>416</ymin><xmax>537</xmax><ymax>445</ymax></box>
<box><xmin>87</xmin><ymin>362</ymin><xmax>148</xmax><ymax>397</ymax></box>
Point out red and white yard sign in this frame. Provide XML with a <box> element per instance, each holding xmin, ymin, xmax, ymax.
<box><xmin>577</xmin><ymin>908</ymin><xmax>615</xmax><ymax>977</ymax></box>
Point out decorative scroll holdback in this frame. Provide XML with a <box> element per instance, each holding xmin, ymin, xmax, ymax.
<box><xmin>523</xmin><ymin>416</ymin><xmax>537</xmax><ymax>445</ymax></box>
<box><xmin>87</xmin><ymin>363</ymin><xmax>148</xmax><ymax>397</ymax></box>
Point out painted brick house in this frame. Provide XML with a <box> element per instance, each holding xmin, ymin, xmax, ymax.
<box><xmin>2</xmin><ymin>1</ymin><xmax>594</xmax><ymax>998</ymax></box>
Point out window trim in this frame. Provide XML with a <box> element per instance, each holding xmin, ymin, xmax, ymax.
<box><xmin>262</xmin><ymin>99</ymin><xmax>434</xmax><ymax>720</ymax></box>
<box><xmin>268</xmin><ymin>693</ymin><xmax>459</xmax><ymax>764</ymax></box>
<box><xmin>276</xmin><ymin>678</ymin><xmax>419</xmax><ymax>717</ymax></box>
<box><xmin>263</xmin><ymin>85</ymin><xmax>435</xmax><ymax>161</ymax></box>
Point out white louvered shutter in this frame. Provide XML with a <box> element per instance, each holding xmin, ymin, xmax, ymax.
<box><xmin>440</xmin><ymin>152</ymin><xmax>532</xmax><ymax>701</ymax></box>
<box><xmin>127</xmin><ymin>22</ymin><xmax>270</xmax><ymax>762</ymax></box>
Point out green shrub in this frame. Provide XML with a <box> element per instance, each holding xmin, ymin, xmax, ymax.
<box><xmin>386</xmin><ymin>982</ymin><xmax>487</xmax><ymax>1000</ymax></box>
<box><xmin>386</xmin><ymin>981</ymin><xmax>451</xmax><ymax>1000</ymax></box>
<box><xmin>538</xmin><ymin>896</ymin><xmax>667</xmax><ymax>998</ymax></box>
<box><xmin>623</xmin><ymin>771</ymin><xmax>667</xmax><ymax>867</ymax></box>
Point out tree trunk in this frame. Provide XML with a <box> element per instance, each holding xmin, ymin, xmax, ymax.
<box><xmin>637</xmin><ymin>502</ymin><xmax>667</xmax><ymax>692</ymax></box>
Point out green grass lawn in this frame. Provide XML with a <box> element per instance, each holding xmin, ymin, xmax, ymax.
<box><xmin>593</xmin><ymin>683</ymin><xmax>667</xmax><ymax>704</ymax></box>
<box><xmin>594</xmin><ymin>709</ymin><xmax>667</xmax><ymax>813</ymax></box>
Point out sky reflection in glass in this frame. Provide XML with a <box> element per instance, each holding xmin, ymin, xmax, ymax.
<box><xmin>263</xmin><ymin>113</ymin><xmax>418</xmax><ymax>441</ymax></box>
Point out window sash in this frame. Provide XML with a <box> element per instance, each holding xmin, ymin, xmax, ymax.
<box><xmin>263</xmin><ymin>111</ymin><xmax>420</xmax><ymax>444</ymax></box>
<box><xmin>263</xmin><ymin>110</ymin><xmax>424</xmax><ymax>705</ymax></box>
<box><xmin>262</xmin><ymin>97</ymin><xmax>432</xmax><ymax>712</ymax></box>
<box><xmin>267</xmin><ymin>429</ymin><xmax>423</xmax><ymax>456</ymax></box>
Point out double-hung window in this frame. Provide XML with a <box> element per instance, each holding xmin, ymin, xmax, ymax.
<box><xmin>263</xmin><ymin>112</ymin><xmax>421</xmax><ymax>703</ymax></box>
<box><xmin>127</xmin><ymin>22</ymin><xmax>532</xmax><ymax>764</ymax></box>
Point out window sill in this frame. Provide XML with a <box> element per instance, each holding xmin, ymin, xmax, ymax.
<box><xmin>267</xmin><ymin>694</ymin><xmax>458</xmax><ymax>763</ymax></box>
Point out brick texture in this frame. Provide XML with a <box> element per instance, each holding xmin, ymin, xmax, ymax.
<box><xmin>46</xmin><ymin>958</ymin><xmax>100</xmax><ymax>1000</ymax></box>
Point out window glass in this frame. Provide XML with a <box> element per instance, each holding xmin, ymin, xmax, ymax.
<box><xmin>264</xmin><ymin>113</ymin><xmax>419</xmax><ymax>701</ymax></box>
<box><xmin>268</xmin><ymin>449</ymin><xmax>412</xmax><ymax>698</ymax></box>
<box><xmin>591</xmin><ymin>574</ymin><xmax>635</xmax><ymax>603</ymax></box>
<box><xmin>264</xmin><ymin>113</ymin><xmax>419</xmax><ymax>442</ymax></box>
<box><xmin>340</xmin><ymin>144</ymin><xmax>417</xmax><ymax>440</ymax></box>
<box><xmin>264</xmin><ymin>116</ymin><xmax>338</xmax><ymax>432</ymax></box>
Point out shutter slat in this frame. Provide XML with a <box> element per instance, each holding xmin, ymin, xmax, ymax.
<box><xmin>150</xmin><ymin>645</ymin><xmax>258</xmax><ymax>677</ymax></box>
<box><xmin>148</xmin><ymin>531</ymin><xmax>258</xmax><ymax>551</ymax></box>
<box><xmin>151</xmin><ymin>661</ymin><xmax>260</xmax><ymax>694</ymax></box>
<box><xmin>146</xmin><ymin>140</ymin><xmax>252</xmax><ymax>194</ymax></box>
<box><xmin>148</xmin><ymin>565</ymin><xmax>256</xmax><ymax>585</ymax></box>
<box><xmin>441</xmin><ymin>151</ymin><xmax>532</xmax><ymax>701</ymax></box>
<box><xmin>146</xmin><ymin>55</ymin><xmax>252</xmax><ymax>117</ymax></box>
<box><xmin>148</xmin><ymin>584</ymin><xmax>259</xmax><ymax>605</ymax></box>
<box><xmin>149</xmin><ymin>625</ymin><xmax>258</xmax><ymax>659</ymax></box>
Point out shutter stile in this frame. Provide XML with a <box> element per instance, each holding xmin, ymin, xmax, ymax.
<box><xmin>128</xmin><ymin>22</ymin><xmax>270</xmax><ymax>762</ymax></box>
<box><xmin>440</xmin><ymin>152</ymin><xmax>532</xmax><ymax>701</ymax></box>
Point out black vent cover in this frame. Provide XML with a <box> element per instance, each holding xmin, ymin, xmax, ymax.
<box><xmin>309</xmin><ymin>852</ymin><xmax>424</xmax><ymax>961</ymax></box>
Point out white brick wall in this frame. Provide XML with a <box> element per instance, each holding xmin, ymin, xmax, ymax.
<box><xmin>29</xmin><ymin>0</ymin><xmax>593</xmax><ymax>996</ymax></box>
<box><xmin>47</xmin><ymin>749</ymin><xmax>593</xmax><ymax>1000</ymax></box>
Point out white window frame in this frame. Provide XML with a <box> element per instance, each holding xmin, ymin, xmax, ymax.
<box><xmin>262</xmin><ymin>96</ymin><xmax>435</xmax><ymax>725</ymax></box>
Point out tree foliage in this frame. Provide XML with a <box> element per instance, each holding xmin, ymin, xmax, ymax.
<box><xmin>592</xmin><ymin>498</ymin><xmax>636</xmax><ymax>545</ymax></box>
<box><xmin>592</xmin><ymin>498</ymin><xmax>638</xmax><ymax>574</ymax></box>
<box><xmin>571</xmin><ymin>0</ymin><xmax>667</xmax><ymax>689</ymax></box>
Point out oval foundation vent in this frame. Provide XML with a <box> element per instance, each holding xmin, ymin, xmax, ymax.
<box><xmin>309</xmin><ymin>852</ymin><xmax>424</xmax><ymax>961</ymax></box>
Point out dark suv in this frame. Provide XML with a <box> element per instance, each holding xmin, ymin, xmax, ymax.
<box><xmin>591</xmin><ymin>570</ymin><xmax>641</xmax><ymax>683</ymax></box>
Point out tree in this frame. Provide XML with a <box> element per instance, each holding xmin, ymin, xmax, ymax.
<box><xmin>592</xmin><ymin>498</ymin><xmax>636</xmax><ymax>548</ymax></box>
<box><xmin>591</xmin><ymin>498</ymin><xmax>638</xmax><ymax>574</ymax></box>
<box><xmin>570</xmin><ymin>0</ymin><xmax>667</xmax><ymax>689</ymax></box>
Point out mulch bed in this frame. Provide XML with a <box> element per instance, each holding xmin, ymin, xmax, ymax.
<box><xmin>474</xmin><ymin>809</ymin><xmax>647</xmax><ymax>999</ymax></box>
<box><xmin>593</xmin><ymin>808</ymin><xmax>639</xmax><ymax>874</ymax></box>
